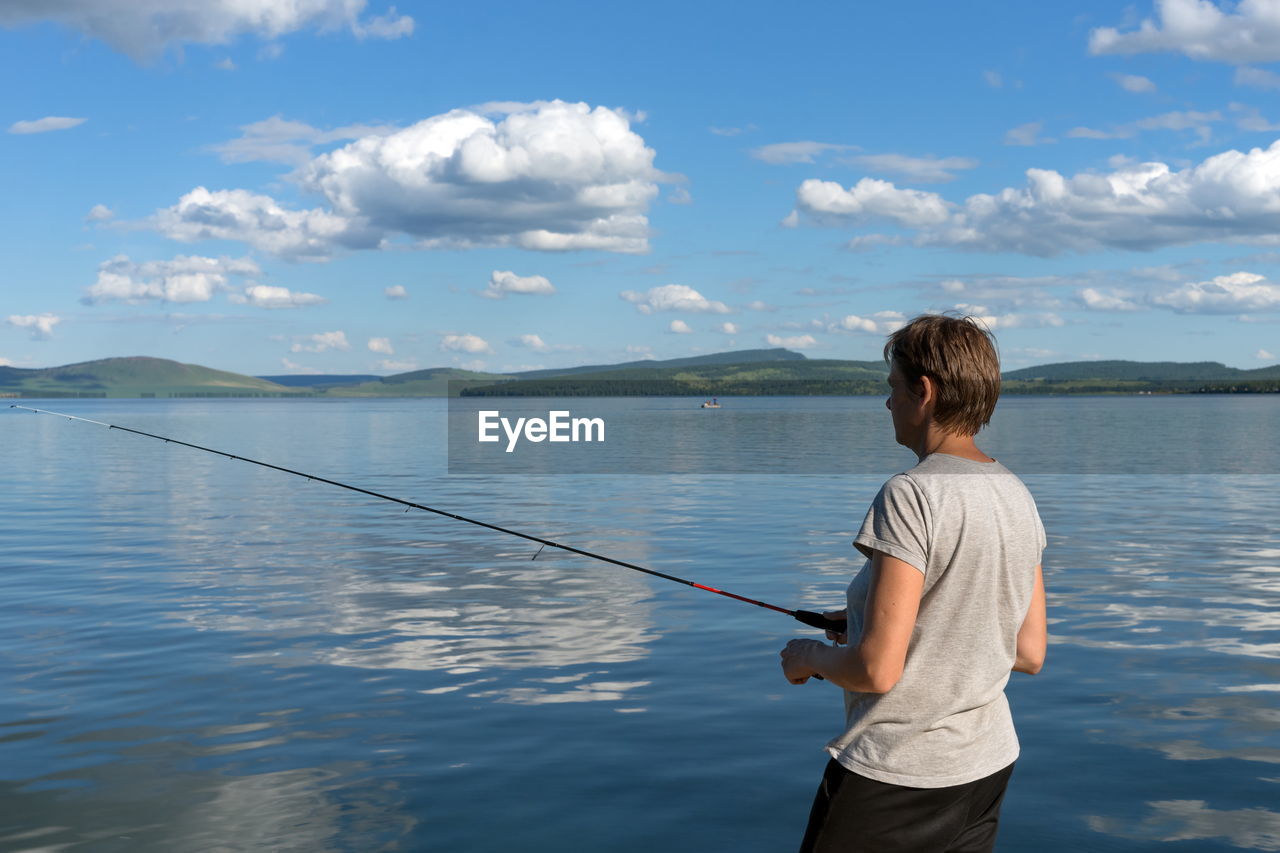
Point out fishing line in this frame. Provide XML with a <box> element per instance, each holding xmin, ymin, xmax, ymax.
<box><xmin>11</xmin><ymin>404</ymin><xmax>846</xmax><ymax>636</ymax></box>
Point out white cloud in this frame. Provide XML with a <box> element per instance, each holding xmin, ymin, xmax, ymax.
<box><xmin>165</xmin><ymin>102</ymin><xmax>664</xmax><ymax>259</ymax></box>
<box><xmin>717</xmin><ymin>322</ymin><xmax>739</xmax><ymax>334</ymax></box>
<box><xmin>211</xmin><ymin>115</ymin><xmax>396</xmax><ymax>166</ymax></box>
<box><xmin>81</xmin><ymin>254</ymin><xmax>260</xmax><ymax>305</ymax></box>
<box><xmin>1256</xmin><ymin>348</ymin><xmax>1276</xmax><ymax>359</ymax></box>
<box><xmin>291</xmin><ymin>330</ymin><xmax>350</xmax><ymax>352</ymax></box>
<box><xmin>484</xmin><ymin>270</ymin><xmax>555</xmax><ymax>299</ymax></box>
<box><xmin>852</xmin><ymin>154</ymin><xmax>979</xmax><ymax>183</ymax></box>
<box><xmin>1235</xmin><ymin>66</ymin><xmax>1280</xmax><ymax>89</ymax></box>
<box><xmin>1090</xmin><ymin>0</ymin><xmax>1280</xmax><ymax>64</ymax></box>
<box><xmin>295</xmin><ymin>100</ymin><xmax>663</xmax><ymax>254</ymax></box>
<box><xmin>620</xmin><ymin>284</ymin><xmax>730</xmax><ymax>314</ymax></box>
<box><xmin>952</xmin><ymin>305</ymin><xmax>1065</xmax><ymax>330</ymax></box>
<box><xmin>669</xmin><ymin>320</ymin><xmax>693</xmax><ymax>334</ymax></box>
<box><xmin>1229</xmin><ymin>102</ymin><xmax>1280</xmax><ymax>131</ymax></box>
<box><xmin>516</xmin><ymin>333</ymin><xmax>549</xmax><ymax>351</ymax></box>
<box><xmin>154</xmin><ymin>186</ymin><xmax>375</xmax><ymax>262</ymax></box>
<box><xmin>1079</xmin><ymin>287</ymin><xmax>1143</xmax><ymax>311</ymax></box>
<box><xmin>831</xmin><ymin>311</ymin><xmax>906</xmax><ymax>335</ymax></box>
<box><xmin>1152</xmin><ymin>271</ymin><xmax>1280</xmax><ymax>312</ymax></box>
<box><xmin>377</xmin><ymin>358</ymin><xmax>417</xmax><ymax>372</ymax></box>
<box><xmin>368</xmin><ymin>337</ymin><xmax>393</xmax><ymax>354</ymax></box>
<box><xmin>1112</xmin><ymin>73</ymin><xmax>1158</xmax><ymax>93</ymax></box>
<box><xmin>7</xmin><ymin>314</ymin><xmax>61</xmax><ymax>340</ymax></box>
<box><xmin>791</xmin><ymin>140</ymin><xmax>1280</xmax><ymax>256</ymax></box>
<box><xmin>229</xmin><ymin>284</ymin><xmax>327</xmax><ymax>308</ymax></box>
<box><xmin>8</xmin><ymin>116</ymin><xmax>86</xmax><ymax>135</ymax></box>
<box><xmin>0</xmin><ymin>0</ymin><xmax>414</xmax><ymax>61</ymax></box>
<box><xmin>792</xmin><ymin>178</ymin><xmax>951</xmax><ymax>228</ymax></box>
<box><xmin>1066</xmin><ymin>110</ymin><xmax>1221</xmax><ymax>142</ymax></box>
<box><xmin>766</xmin><ymin>333</ymin><xmax>818</xmax><ymax>349</ymax></box>
<box><xmin>440</xmin><ymin>333</ymin><xmax>492</xmax><ymax>354</ymax></box>
<box><xmin>384</xmin><ymin>284</ymin><xmax>408</xmax><ymax>300</ymax></box>
<box><xmin>749</xmin><ymin>141</ymin><xmax>858</xmax><ymax>164</ymax></box>
<box><xmin>746</xmin><ymin>300</ymin><xmax>775</xmax><ymax>312</ymax></box>
<box><xmin>709</xmin><ymin>125</ymin><xmax>754</xmax><ymax>137</ymax></box>
<box><xmin>214</xmin><ymin>57</ymin><xmax>237</xmax><ymax>71</ymax></box>
<box><xmin>85</xmin><ymin>204</ymin><xmax>114</xmax><ymax>222</ymax></box>
<box><xmin>280</xmin><ymin>357</ymin><xmax>322</xmax><ymax>374</ymax></box>
<box><xmin>666</xmin><ymin>187</ymin><xmax>693</xmax><ymax>205</ymax></box>
<box><xmin>983</xmin><ymin>70</ymin><xmax>1003</xmax><ymax>88</ymax></box>
<box><xmin>1004</xmin><ymin>121</ymin><xmax>1051</xmax><ymax>146</ymax></box>
<box><xmin>0</xmin><ymin>357</ymin><xmax>14</xmax><ymax>366</ymax></box>
<box><xmin>624</xmin><ymin>344</ymin><xmax>654</xmax><ymax>358</ymax></box>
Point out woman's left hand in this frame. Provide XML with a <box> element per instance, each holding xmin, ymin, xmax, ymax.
<box><xmin>780</xmin><ymin>638</ymin><xmax>824</xmax><ymax>685</ymax></box>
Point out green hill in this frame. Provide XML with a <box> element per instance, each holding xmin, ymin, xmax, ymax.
<box><xmin>324</xmin><ymin>367</ymin><xmax>512</xmax><ymax>397</ymax></box>
<box><xmin>512</xmin><ymin>347</ymin><xmax>805</xmax><ymax>379</ymax></box>
<box><xmin>1003</xmin><ymin>360</ymin><xmax>1280</xmax><ymax>382</ymax></box>
<box><xmin>0</xmin><ymin>357</ymin><xmax>301</xmax><ymax>398</ymax></box>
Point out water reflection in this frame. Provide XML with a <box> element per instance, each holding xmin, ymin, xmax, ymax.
<box><xmin>1088</xmin><ymin>799</ymin><xmax>1280</xmax><ymax>850</ymax></box>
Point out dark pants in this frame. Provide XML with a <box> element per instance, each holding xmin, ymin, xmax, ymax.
<box><xmin>799</xmin><ymin>759</ymin><xmax>1015</xmax><ymax>853</ymax></box>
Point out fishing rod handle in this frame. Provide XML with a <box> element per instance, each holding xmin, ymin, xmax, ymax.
<box><xmin>793</xmin><ymin>610</ymin><xmax>848</xmax><ymax>634</ymax></box>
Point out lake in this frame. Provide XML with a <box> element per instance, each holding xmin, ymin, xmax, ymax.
<box><xmin>3</xmin><ymin>395</ymin><xmax>1278</xmax><ymax>852</ymax></box>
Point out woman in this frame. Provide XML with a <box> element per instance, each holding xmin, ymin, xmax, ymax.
<box><xmin>780</xmin><ymin>314</ymin><xmax>1047</xmax><ymax>853</ymax></box>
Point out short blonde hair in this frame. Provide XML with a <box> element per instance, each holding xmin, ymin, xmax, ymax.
<box><xmin>883</xmin><ymin>314</ymin><xmax>1001</xmax><ymax>435</ymax></box>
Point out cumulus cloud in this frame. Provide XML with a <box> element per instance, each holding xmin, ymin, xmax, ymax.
<box><xmin>161</xmin><ymin>101</ymin><xmax>665</xmax><ymax>259</ymax></box>
<box><xmin>789</xmin><ymin>140</ymin><xmax>1280</xmax><ymax>256</ymax></box>
<box><xmin>228</xmin><ymin>284</ymin><xmax>327</xmax><ymax>308</ymax></box>
<box><xmin>830</xmin><ymin>310</ymin><xmax>907</xmax><ymax>334</ymax></box>
<box><xmin>766</xmin><ymin>333</ymin><xmax>818</xmax><ymax>349</ymax></box>
<box><xmin>511</xmin><ymin>334</ymin><xmax>576</xmax><ymax>353</ymax></box>
<box><xmin>852</xmin><ymin>154</ymin><xmax>979</xmax><ymax>183</ymax></box>
<box><xmin>211</xmin><ymin>115</ymin><xmax>397</xmax><ymax>166</ymax></box>
<box><xmin>1004</xmin><ymin>121</ymin><xmax>1051</xmax><ymax>146</ymax></box>
<box><xmin>1152</xmin><ymin>271</ymin><xmax>1280</xmax><ymax>312</ymax></box>
<box><xmin>750</xmin><ymin>141</ymin><xmax>859</xmax><ymax>165</ymax></box>
<box><xmin>952</xmin><ymin>305</ymin><xmax>1065</xmax><ymax>330</ymax></box>
<box><xmin>1090</xmin><ymin>0</ymin><xmax>1280</xmax><ymax>64</ymax></box>
<box><xmin>1079</xmin><ymin>287</ymin><xmax>1144</xmax><ymax>311</ymax></box>
<box><xmin>718</xmin><ymin>322</ymin><xmax>739</xmax><ymax>334</ymax></box>
<box><xmin>1066</xmin><ymin>110</ymin><xmax>1221</xmax><ymax>142</ymax></box>
<box><xmin>7</xmin><ymin>314</ymin><xmax>61</xmax><ymax>340</ymax></box>
<box><xmin>666</xmin><ymin>186</ymin><xmax>693</xmax><ymax>205</ymax></box>
<box><xmin>1235</xmin><ymin>66</ymin><xmax>1280</xmax><ymax>89</ymax></box>
<box><xmin>384</xmin><ymin>284</ymin><xmax>408</xmax><ymax>299</ymax></box>
<box><xmin>8</xmin><ymin>116</ymin><xmax>85</xmax><ymax>134</ymax></box>
<box><xmin>295</xmin><ymin>100</ymin><xmax>663</xmax><ymax>254</ymax></box>
<box><xmin>1257</xmin><ymin>348</ymin><xmax>1276</xmax><ymax>359</ymax></box>
<box><xmin>792</xmin><ymin>178</ymin><xmax>951</xmax><ymax>228</ymax></box>
<box><xmin>291</xmin><ymin>330</ymin><xmax>350</xmax><ymax>352</ymax></box>
<box><xmin>85</xmin><ymin>204</ymin><xmax>114</xmax><ymax>222</ymax></box>
<box><xmin>620</xmin><ymin>284</ymin><xmax>730</xmax><ymax>314</ymax></box>
<box><xmin>0</xmin><ymin>0</ymin><xmax>414</xmax><ymax>61</ymax></box>
<box><xmin>440</xmin><ymin>333</ymin><xmax>492</xmax><ymax>354</ymax></box>
<box><xmin>669</xmin><ymin>320</ymin><xmax>693</xmax><ymax>334</ymax></box>
<box><xmin>154</xmin><ymin>186</ymin><xmax>375</xmax><ymax>261</ymax></box>
<box><xmin>367</xmin><ymin>337</ymin><xmax>393</xmax><ymax>354</ymax></box>
<box><xmin>81</xmin><ymin>254</ymin><xmax>260</xmax><ymax>305</ymax></box>
<box><xmin>1112</xmin><ymin>73</ymin><xmax>1158</xmax><ymax>93</ymax></box>
<box><xmin>483</xmin><ymin>270</ymin><xmax>555</xmax><ymax>299</ymax></box>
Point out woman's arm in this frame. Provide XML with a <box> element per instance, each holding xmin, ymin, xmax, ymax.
<box><xmin>1013</xmin><ymin>564</ymin><xmax>1046</xmax><ymax>674</ymax></box>
<box><xmin>780</xmin><ymin>552</ymin><xmax>923</xmax><ymax>693</ymax></box>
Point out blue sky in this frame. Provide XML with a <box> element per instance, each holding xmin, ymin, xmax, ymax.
<box><xmin>3</xmin><ymin>0</ymin><xmax>1280</xmax><ymax>376</ymax></box>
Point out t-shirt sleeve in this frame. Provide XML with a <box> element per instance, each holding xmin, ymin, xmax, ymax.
<box><xmin>853</xmin><ymin>474</ymin><xmax>931</xmax><ymax>575</ymax></box>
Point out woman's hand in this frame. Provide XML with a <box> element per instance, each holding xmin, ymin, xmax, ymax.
<box><xmin>780</xmin><ymin>638</ymin><xmax>825</xmax><ymax>685</ymax></box>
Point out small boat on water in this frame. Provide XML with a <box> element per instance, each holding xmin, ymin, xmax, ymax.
<box><xmin>700</xmin><ymin>398</ymin><xmax>720</xmax><ymax>409</ymax></box>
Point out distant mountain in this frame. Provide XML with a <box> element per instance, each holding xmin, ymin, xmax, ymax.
<box><xmin>6</xmin><ymin>353</ymin><xmax>1278</xmax><ymax>399</ymax></box>
<box><xmin>0</xmin><ymin>357</ymin><xmax>299</xmax><ymax>398</ymax></box>
<box><xmin>511</xmin><ymin>347</ymin><xmax>806</xmax><ymax>379</ymax></box>
<box><xmin>1003</xmin><ymin>360</ymin><xmax>1280</xmax><ymax>382</ymax></box>
<box><xmin>257</xmin><ymin>374</ymin><xmax>381</xmax><ymax>388</ymax></box>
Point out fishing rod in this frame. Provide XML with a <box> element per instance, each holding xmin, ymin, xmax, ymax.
<box><xmin>11</xmin><ymin>404</ymin><xmax>847</xmax><ymax>636</ymax></box>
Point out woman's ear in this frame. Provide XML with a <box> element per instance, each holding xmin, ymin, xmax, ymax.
<box><xmin>917</xmin><ymin>374</ymin><xmax>938</xmax><ymax>408</ymax></box>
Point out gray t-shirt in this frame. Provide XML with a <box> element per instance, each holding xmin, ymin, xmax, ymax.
<box><xmin>826</xmin><ymin>452</ymin><xmax>1046</xmax><ymax>788</ymax></box>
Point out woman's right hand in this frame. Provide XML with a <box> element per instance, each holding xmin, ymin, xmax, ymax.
<box><xmin>825</xmin><ymin>609</ymin><xmax>848</xmax><ymax>645</ymax></box>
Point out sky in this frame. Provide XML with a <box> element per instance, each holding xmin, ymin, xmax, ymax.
<box><xmin>3</xmin><ymin>0</ymin><xmax>1280</xmax><ymax>376</ymax></box>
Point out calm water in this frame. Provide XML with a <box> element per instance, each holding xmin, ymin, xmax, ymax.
<box><xmin>2</xmin><ymin>396</ymin><xmax>1278</xmax><ymax>852</ymax></box>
